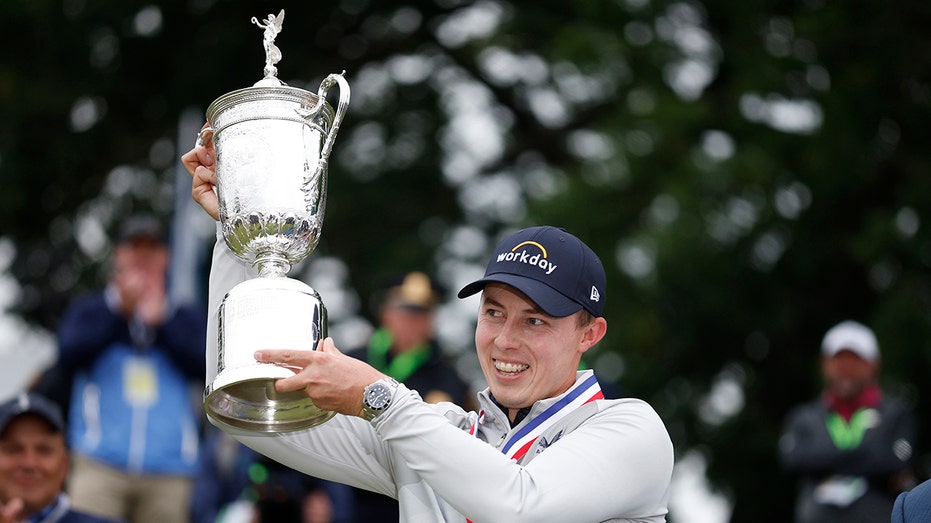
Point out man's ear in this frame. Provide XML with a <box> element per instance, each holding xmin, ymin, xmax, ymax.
<box><xmin>579</xmin><ymin>317</ymin><xmax>608</xmax><ymax>354</ymax></box>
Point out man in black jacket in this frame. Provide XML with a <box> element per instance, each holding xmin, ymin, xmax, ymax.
<box><xmin>779</xmin><ymin>320</ymin><xmax>916</xmax><ymax>523</ymax></box>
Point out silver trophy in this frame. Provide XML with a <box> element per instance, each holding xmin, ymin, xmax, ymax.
<box><xmin>199</xmin><ymin>10</ymin><xmax>350</xmax><ymax>432</ymax></box>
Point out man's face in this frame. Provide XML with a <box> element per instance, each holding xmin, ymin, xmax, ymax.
<box><xmin>381</xmin><ymin>303</ymin><xmax>434</xmax><ymax>353</ymax></box>
<box><xmin>474</xmin><ymin>283</ymin><xmax>605</xmax><ymax>415</ymax></box>
<box><xmin>821</xmin><ymin>350</ymin><xmax>879</xmax><ymax>400</ymax></box>
<box><xmin>0</xmin><ymin>415</ymin><xmax>68</xmax><ymax>517</ymax></box>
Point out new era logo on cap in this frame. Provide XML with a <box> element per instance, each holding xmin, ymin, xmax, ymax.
<box><xmin>458</xmin><ymin>226</ymin><xmax>606</xmax><ymax>317</ymax></box>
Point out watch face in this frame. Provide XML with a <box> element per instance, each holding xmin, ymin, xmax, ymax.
<box><xmin>366</xmin><ymin>384</ymin><xmax>391</xmax><ymax>410</ymax></box>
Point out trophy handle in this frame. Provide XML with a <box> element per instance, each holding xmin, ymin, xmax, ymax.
<box><xmin>304</xmin><ymin>72</ymin><xmax>351</xmax><ymax>178</ymax></box>
<box><xmin>196</xmin><ymin>126</ymin><xmax>215</xmax><ymax>148</ymax></box>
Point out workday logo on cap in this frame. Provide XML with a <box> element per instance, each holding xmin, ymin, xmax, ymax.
<box><xmin>458</xmin><ymin>226</ymin><xmax>606</xmax><ymax>317</ymax></box>
<box><xmin>497</xmin><ymin>240</ymin><xmax>559</xmax><ymax>276</ymax></box>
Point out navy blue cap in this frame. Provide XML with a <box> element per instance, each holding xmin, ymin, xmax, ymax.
<box><xmin>117</xmin><ymin>213</ymin><xmax>166</xmax><ymax>245</ymax></box>
<box><xmin>0</xmin><ymin>392</ymin><xmax>65</xmax><ymax>435</ymax></box>
<box><xmin>458</xmin><ymin>226</ymin><xmax>606</xmax><ymax>317</ymax></box>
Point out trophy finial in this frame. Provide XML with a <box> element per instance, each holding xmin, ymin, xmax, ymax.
<box><xmin>252</xmin><ymin>9</ymin><xmax>285</xmax><ymax>81</ymax></box>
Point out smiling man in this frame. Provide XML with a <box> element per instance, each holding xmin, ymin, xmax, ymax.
<box><xmin>185</xmin><ymin>131</ymin><xmax>673</xmax><ymax>523</ymax></box>
<box><xmin>0</xmin><ymin>393</ymin><xmax>123</xmax><ymax>523</ymax></box>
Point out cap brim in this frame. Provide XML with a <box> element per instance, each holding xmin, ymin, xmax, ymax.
<box><xmin>822</xmin><ymin>345</ymin><xmax>878</xmax><ymax>363</ymax></box>
<box><xmin>0</xmin><ymin>409</ymin><xmax>64</xmax><ymax>435</ymax></box>
<box><xmin>458</xmin><ymin>273</ymin><xmax>582</xmax><ymax>317</ymax></box>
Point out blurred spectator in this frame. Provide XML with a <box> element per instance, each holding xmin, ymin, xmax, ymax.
<box><xmin>779</xmin><ymin>320</ymin><xmax>916</xmax><ymax>523</ymax></box>
<box><xmin>251</xmin><ymin>457</ymin><xmax>336</xmax><ymax>523</ymax></box>
<box><xmin>0</xmin><ymin>392</ymin><xmax>124</xmax><ymax>523</ymax></box>
<box><xmin>192</xmin><ymin>427</ymin><xmax>353</xmax><ymax>523</ymax></box>
<box><xmin>52</xmin><ymin>214</ymin><xmax>206</xmax><ymax>523</ymax></box>
<box><xmin>348</xmin><ymin>271</ymin><xmax>471</xmax><ymax>406</ymax></box>
<box><xmin>344</xmin><ymin>271</ymin><xmax>472</xmax><ymax>522</ymax></box>
<box><xmin>892</xmin><ymin>477</ymin><xmax>931</xmax><ymax>523</ymax></box>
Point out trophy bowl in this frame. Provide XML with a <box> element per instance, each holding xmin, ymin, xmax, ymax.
<box><xmin>200</xmin><ymin>10</ymin><xmax>350</xmax><ymax>433</ymax></box>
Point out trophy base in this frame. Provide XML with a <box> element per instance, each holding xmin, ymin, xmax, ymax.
<box><xmin>205</xmin><ymin>365</ymin><xmax>335</xmax><ymax>433</ymax></box>
<box><xmin>205</xmin><ymin>276</ymin><xmax>333</xmax><ymax>433</ymax></box>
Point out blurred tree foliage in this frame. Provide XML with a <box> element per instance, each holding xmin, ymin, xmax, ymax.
<box><xmin>2</xmin><ymin>0</ymin><xmax>931</xmax><ymax>521</ymax></box>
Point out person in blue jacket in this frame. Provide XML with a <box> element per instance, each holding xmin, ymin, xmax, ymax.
<box><xmin>0</xmin><ymin>392</ymin><xmax>124</xmax><ymax>523</ymax></box>
<box><xmin>55</xmin><ymin>214</ymin><xmax>206</xmax><ymax>523</ymax></box>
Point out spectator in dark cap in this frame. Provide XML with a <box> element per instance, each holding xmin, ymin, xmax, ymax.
<box><xmin>50</xmin><ymin>213</ymin><xmax>206</xmax><ymax>523</ymax></box>
<box><xmin>0</xmin><ymin>392</ymin><xmax>123</xmax><ymax>523</ymax></box>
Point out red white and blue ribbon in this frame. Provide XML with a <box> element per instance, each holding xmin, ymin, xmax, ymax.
<box><xmin>468</xmin><ymin>374</ymin><xmax>603</xmax><ymax>458</ymax></box>
<box><xmin>468</xmin><ymin>409</ymin><xmax>485</xmax><ymax>436</ymax></box>
<box><xmin>500</xmin><ymin>373</ymin><xmax>603</xmax><ymax>461</ymax></box>
<box><xmin>464</xmin><ymin>374</ymin><xmax>603</xmax><ymax>523</ymax></box>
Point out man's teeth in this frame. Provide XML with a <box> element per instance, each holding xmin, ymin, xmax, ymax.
<box><xmin>494</xmin><ymin>361</ymin><xmax>529</xmax><ymax>373</ymax></box>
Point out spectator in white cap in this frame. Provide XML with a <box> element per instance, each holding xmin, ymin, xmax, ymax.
<box><xmin>820</xmin><ymin>320</ymin><xmax>880</xmax><ymax>400</ymax></box>
<box><xmin>778</xmin><ymin>320</ymin><xmax>917</xmax><ymax>523</ymax></box>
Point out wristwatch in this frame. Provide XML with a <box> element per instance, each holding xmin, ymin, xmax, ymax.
<box><xmin>361</xmin><ymin>377</ymin><xmax>400</xmax><ymax>421</ymax></box>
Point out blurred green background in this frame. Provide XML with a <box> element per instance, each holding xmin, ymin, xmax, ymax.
<box><xmin>2</xmin><ymin>1</ymin><xmax>930</xmax><ymax>521</ymax></box>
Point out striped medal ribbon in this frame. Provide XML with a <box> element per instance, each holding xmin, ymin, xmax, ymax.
<box><xmin>465</xmin><ymin>374</ymin><xmax>603</xmax><ymax>523</ymax></box>
<box><xmin>500</xmin><ymin>373</ymin><xmax>603</xmax><ymax>461</ymax></box>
